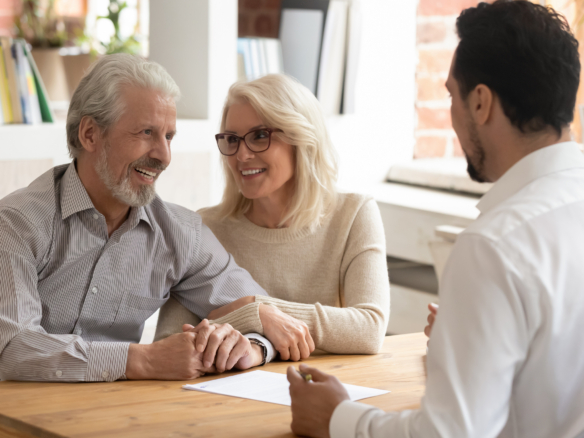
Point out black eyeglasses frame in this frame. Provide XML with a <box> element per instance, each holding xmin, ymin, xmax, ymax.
<box><xmin>215</xmin><ymin>128</ymin><xmax>283</xmax><ymax>156</ymax></box>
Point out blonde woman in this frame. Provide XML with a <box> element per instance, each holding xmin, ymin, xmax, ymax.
<box><xmin>155</xmin><ymin>74</ymin><xmax>389</xmax><ymax>358</ymax></box>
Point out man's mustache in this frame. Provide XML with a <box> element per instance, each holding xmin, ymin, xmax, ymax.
<box><xmin>129</xmin><ymin>157</ymin><xmax>167</xmax><ymax>174</ymax></box>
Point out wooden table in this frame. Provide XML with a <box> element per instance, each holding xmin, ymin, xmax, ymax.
<box><xmin>0</xmin><ymin>333</ymin><xmax>427</xmax><ymax>438</ymax></box>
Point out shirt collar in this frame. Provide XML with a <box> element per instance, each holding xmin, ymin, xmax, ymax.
<box><xmin>476</xmin><ymin>141</ymin><xmax>584</xmax><ymax>214</ymax></box>
<box><xmin>61</xmin><ymin>162</ymin><xmax>96</xmax><ymax>220</ymax></box>
<box><xmin>60</xmin><ymin>162</ymin><xmax>154</xmax><ymax>231</ymax></box>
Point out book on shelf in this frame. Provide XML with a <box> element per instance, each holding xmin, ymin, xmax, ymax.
<box><xmin>237</xmin><ymin>37</ymin><xmax>284</xmax><ymax>82</ymax></box>
<box><xmin>22</xmin><ymin>43</ymin><xmax>54</xmax><ymax>123</ymax></box>
<box><xmin>1</xmin><ymin>37</ymin><xmax>23</xmax><ymax>123</ymax></box>
<box><xmin>316</xmin><ymin>0</ymin><xmax>348</xmax><ymax>116</ymax></box>
<box><xmin>279</xmin><ymin>0</ymin><xmax>329</xmax><ymax>95</ymax></box>
<box><xmin>279</xmin><ymin>0</ymin><xmax>361</xmax><ymax>115</ymax></box>
<box><xmin>0</xmin><ymin>37</ymin><xmax>54</xmax><ymax>125</ymax></box>
<box><xmin>341</xmin><ymin>0</ymin><xmax>361</xmax><ymax>114</ymax></box>
<box><xmin>0</xmin><ymin>39</ymin><xmax>13</xmax><ymax>123</ymax></box>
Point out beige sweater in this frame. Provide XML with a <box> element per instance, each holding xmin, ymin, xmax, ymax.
<box><xmin>155</xmin><ymin>193</ymin><xmax>390</xmax><ymax>354</ymax></box>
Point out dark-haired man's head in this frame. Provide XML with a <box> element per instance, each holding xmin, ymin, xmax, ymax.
<box><xmin>448</xmin><ymin>0</ymin><xmax>580</xmax><ymax>182</ymax></box>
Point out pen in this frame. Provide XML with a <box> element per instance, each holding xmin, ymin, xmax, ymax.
<box><xmin>297</xmin><ymin>369</ymin><xmax>312</xmax><ymax>382</ymax></box>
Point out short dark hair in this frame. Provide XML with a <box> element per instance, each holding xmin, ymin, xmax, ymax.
<box><xmin>454</xmin><ymin>0</ymin><xmax>580</xmax><ymax>136</ymax></box>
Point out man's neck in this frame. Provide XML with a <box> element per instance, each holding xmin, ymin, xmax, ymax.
<box><xmin>76</xmin><ymin>159</ymin><xmax>131</xmax><ymax>237</ymax></box>
<box><xmin>488</xmin><ymin>127</ymin><xmax>572</xmax><ymax>181</ymax></box>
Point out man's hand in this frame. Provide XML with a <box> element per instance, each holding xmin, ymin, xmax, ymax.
<box><xmin>207</xmin><ymin>296</ymin><xmax>255</xmax><ymax>320</ymax></box>
<box><xmin>424</xmin><ymin>303</ymin><xmax>439</xmax><ymax>339</ymax></box>
<box><xmin>182</xmin><ymin>320</ymin><xmax>261</xmax><ymax>372</ymax></box>
<box><xmin>259</xmin><ymin>304</ymin><xmax>315</xmax><ymax>361</ymax></box>
<box><xmin>125</xmin><ymin>331</ymin><xmax>216</xmax><ymax>380</ymax></box>
<box><xmin>287</xmin><ymin>363</ymin><xmax>350</xmax><ymax>438</ymax></box>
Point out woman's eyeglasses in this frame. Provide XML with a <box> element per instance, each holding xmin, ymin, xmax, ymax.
<box><xmin>215</xmin><ymin>128</ymin><xmax>282</xmax><ymax>156</ymax></box>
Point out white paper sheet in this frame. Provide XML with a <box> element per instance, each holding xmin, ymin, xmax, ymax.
<box><xmin>182</xmin><ymin>370</ymin><xmax>389</xmax><ymax>406</ymax></box>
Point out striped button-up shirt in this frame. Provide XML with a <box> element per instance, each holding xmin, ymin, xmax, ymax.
<box><xmin>0</xmin><ymin>163</ymin><xmax>267</xmax><ymax>382</ymax></box>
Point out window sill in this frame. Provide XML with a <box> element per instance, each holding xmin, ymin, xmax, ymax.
<box><xmin>387</xmin><ymin>157</ymin><xmax>492</xmax><ymax>196</ymax></box>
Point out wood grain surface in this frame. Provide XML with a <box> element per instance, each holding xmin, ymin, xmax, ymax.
<box><xmin>0</xmin><ymin>333</ymin><xmax>427</xmax><ymax>438</ymax></box>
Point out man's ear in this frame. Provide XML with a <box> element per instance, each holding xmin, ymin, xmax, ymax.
<box><xmin>78</xmin><ymin>116</ymin><xmax>102</xmax><ymax>153</ymax></box>
<box><xmin>468</xmin><ymin>84</ymin><xmax>494</xmax><ymax>126</ymax></box>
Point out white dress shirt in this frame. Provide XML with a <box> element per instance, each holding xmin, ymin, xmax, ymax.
<box><xmin>330</xmin><ymin>141</ymin><xmax>584</xmax><ymax>438</ymax></box>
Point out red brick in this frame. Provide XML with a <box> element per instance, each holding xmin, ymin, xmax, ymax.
<box><xmin>264</xmin><ymin>0</ymin><xmax>281</xmax><ymax>10</ymax></box>
<box><xmin>417</xmin><ymin>107</ymin><xmax>452</xmax><ymax>130</ymax></box>
<box><xmin>418</xmin><ymin>49</ymin><xmax>454</xmax><ymax>75</ymax></box>
<box><xmin>253</xmin><ymin>13</ymin><xmax>277</xmax><ymax>38</ymax></box>
<box><xmin>414</xmin><ymin>136</ymin><xmax>447</xmax><ymax>158</ymax></box>
<box><xmin>452</xmin><ymin>135</ymin><xmax>465</xmax><ymax>157</ymax></box>
<box><xmin>418</xmin><ymin>0</ymin><xmax>480</xmax><ymax>16</ymax></box>
<box><xmin>238</xmin><ymin>12</ymin><xmax>250</xmax><ymax>37</ymax></box>
<box><xmin>0</xmin><ymin>0</ymin><xmax>17</xmax><ymax>11</ymax></box>
<box><xmin>417</xmin><ymin>76</ymin><xmax>450</xmax><ymax>101</ymax></box>
<box><xmin>417</xmin><ymin>21</ymin><xmax>448</xmax><ymax>44</ymax></box>
<box><xmin>0</xmin><ymin>15</ymin><xmax>14</xmax><ymax>36</ymax></box>
<box><xmin>242</xmin><ymin>0</ymin><xmax>263</xmax><ymax>9</ymax></box>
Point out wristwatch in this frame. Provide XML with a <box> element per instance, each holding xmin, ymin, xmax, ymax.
<box><xmin>248</xmin><ymin>338</ymin><xmax>267</xmax><ymax>366</ymax></box>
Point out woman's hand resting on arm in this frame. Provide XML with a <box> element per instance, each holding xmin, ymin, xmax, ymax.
<box><xmin>207</xmin><ymin>298</ymin><xmax>316</xmax><ymax>362</ymax></box>
<box><xmin>259</xmin><ymin>303</ymin><xmax>315</xmax><ymax>361</ymax></box>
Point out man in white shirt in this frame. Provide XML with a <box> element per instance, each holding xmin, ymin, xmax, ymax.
<box><xmin>287</xmin><ymin>1</ymin><xmax>584</xmax><ymax>437</ymax></box>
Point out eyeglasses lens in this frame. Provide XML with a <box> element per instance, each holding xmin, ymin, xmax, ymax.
<box><xmin>217</xmin><ymin>134</ymin><xmax>240</xmax><ymax>155</ymax></box>
<box><xmin>244</xmin><ymin>129</ymin><xmax>271</xmax><ymax>152</ymax></box>
<box><xmin>216</xmin><ymin>129</ymin><xmax>272</xmax><ymax>155</ymax></box>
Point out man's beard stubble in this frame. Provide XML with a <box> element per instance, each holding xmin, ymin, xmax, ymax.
<box><xmin>464</xmin><ymin>118</ymin><xmax>487</xmax><ymax>183</ymax></box>
<box><xmin>95</xmin><ymin>142</ymin><xmax>166</xmax><ymax>207</ymax></box>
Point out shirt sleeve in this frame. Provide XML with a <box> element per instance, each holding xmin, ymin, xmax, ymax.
<box><xmin>0</xmin><ymin>208</ymin><xmax>129</xmax><ymax>382</ymax></box>
<box><xmin>256</xmin><ymin>198</ymin><xmax>389</xmax><ymax>354</ymax></box>
<box><xmin>244</xmin><ymin>333</ymin><xmax>277</xmax><ymax>364</ymax></box>
<box><xmin>329</xmin><ymin>234</ymin><xmax>530</xmax><ymax>437</ymax></box>
<box><xmin>169</xmin><ymin>223</ymin><xmax>267</xmax><ymax>333</ymax></box>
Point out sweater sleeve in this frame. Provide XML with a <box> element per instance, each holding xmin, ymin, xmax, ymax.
<box><xmin>256</xmin><ymin>198</ymin><xmax>389</xmax><ymax>354</ymax></box>
<box><xmin>155</xmin><ymin>296</ymin><xmax>264</xmax><ymax>341</ymax></box>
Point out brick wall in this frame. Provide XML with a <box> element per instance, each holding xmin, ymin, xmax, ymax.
<box><xmin>0</xmin><ymin>0</ymin><xmax>17</xmax><ymax>37</ymax></box>
<box><xmin>238</xmin><ymin>0</ymin><xmax>281</xmax><ymax>38</ymax></box>
<box><xmin>415</xmin><ymin>0</ymin><xmax>480</xmax><ymax>158</ymax></box>
<box><xmin>238</xmin><ymin>0</ymin><xmax>470</xmax><ymax>159</ymax></box>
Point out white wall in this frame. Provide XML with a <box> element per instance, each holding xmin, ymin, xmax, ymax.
<box><xmin>330</xmin><ymin>0</ymin><xmax>418</xmax><ymax>193</ymax></box>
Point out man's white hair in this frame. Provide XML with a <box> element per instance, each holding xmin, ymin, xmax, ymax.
<box><xmin>66</xmin><ymin>53</ymin><xmax>180</xmax><ymax>159</ymax></box>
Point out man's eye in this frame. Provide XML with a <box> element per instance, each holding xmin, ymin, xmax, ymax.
<box><xmin>165</xmin><ymin>134</ymin><xmax>173</xmax><ymax>140</ymax></box>
<box><xmin>144</xmin><ymin>129</ymin><xmax>152</xmax><ymax>135</ymax></box>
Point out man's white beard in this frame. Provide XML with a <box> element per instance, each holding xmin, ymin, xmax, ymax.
<box><xmin>95</xmin><ymin>145</ymin><xmax>159</xmax><ymax>208</ymax></box>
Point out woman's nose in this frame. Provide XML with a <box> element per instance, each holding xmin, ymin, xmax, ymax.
<box><xmin>236</xmin><ymin>140</ymin><xmax>255</xmax><ymax>161</ymax></box>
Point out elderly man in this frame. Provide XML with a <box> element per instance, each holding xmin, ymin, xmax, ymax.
<box><xmin>288</xmin><ymin>1</ymin><xmax>584</xmax><ymax>438</ymax></box>
<box><xmin>0</xmin><ymin>54</ymin><xmax>309</xmax><ymax>382</ymax></box>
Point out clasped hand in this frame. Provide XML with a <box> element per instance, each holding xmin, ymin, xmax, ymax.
<box><xmin>208</xmin><ymin>296</ymin><xmax>316</xmax><ymax>361</ymax></box>
<box><xmin>126</xmin><ymin>319</ymin><xmax>262</xmax><ymax>380</ymax></box>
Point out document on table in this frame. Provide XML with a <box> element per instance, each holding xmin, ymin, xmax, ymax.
<box><xmin>182</xmin><ymin>370</ymin><xmax>389</xmax><ymax>406</ymax></box>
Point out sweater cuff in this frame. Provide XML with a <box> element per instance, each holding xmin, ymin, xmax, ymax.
<box><xmin>86</xmin><ymin>342</ymin><xmax>130</xmax><ymax>382</ymax></box>
<box><xmin>209</xmin><ymin>302</ymin><xmax>264</xmax><ymax>335</ymax></box>
<box><xmin>255</xmin><ymin>295</ymin><xmax>316</xmax><ymax>333</ymax></box>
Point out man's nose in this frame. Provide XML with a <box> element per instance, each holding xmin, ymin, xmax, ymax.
<box><xmin>151</xmin><ymin>134</ymin><xmax>172</xmax><ymax>167</ymax></box>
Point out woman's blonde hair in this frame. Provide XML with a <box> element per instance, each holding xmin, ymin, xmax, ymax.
<box><xmin>217</xmin><ymin>74</ymin><xmax>338</xmax><ymax>232</ymax></box>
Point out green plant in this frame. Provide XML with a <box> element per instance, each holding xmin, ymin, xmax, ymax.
<box><xmin>14</xmin><ymin>0</ymin><xmax>67</xmax><ymax>48</ymax></box>
<box><xmin>97</xmin><ymin>0</ymin><xmax>141</xmax><ymax>55</ymax></box>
